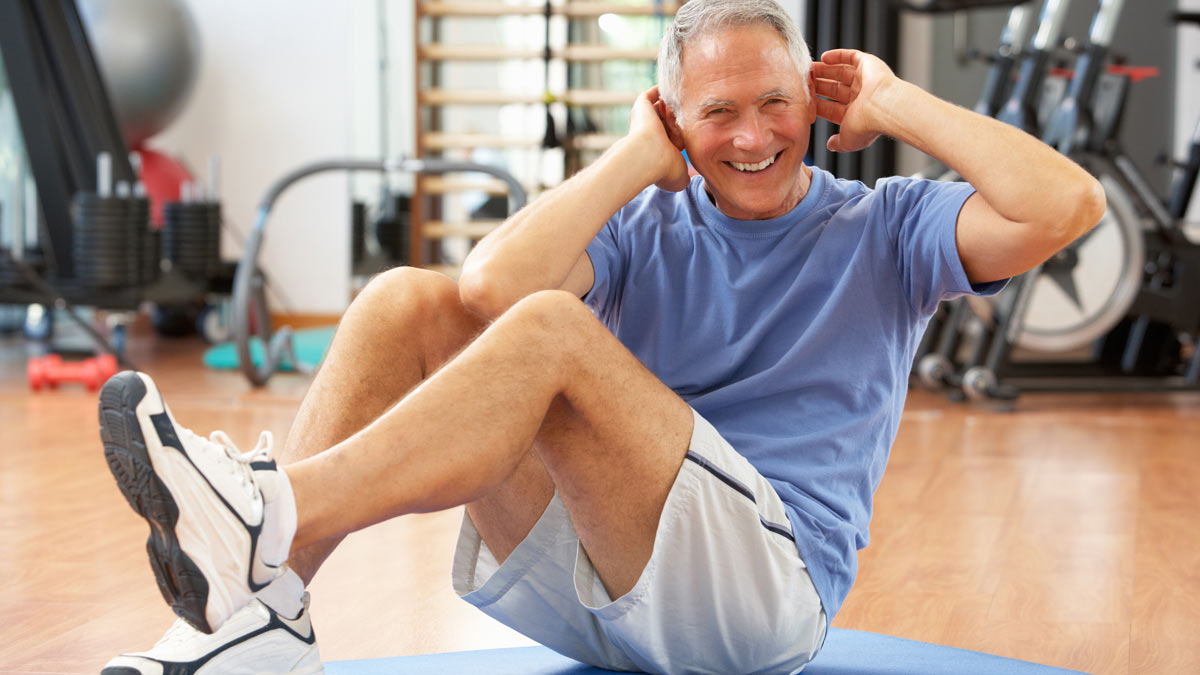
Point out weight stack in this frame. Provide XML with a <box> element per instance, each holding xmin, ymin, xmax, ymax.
<box><xmin>132</xmin><ymin>198</ymin><xmax>160</xmax><ymax>286</ymax></box>
<box><xmin>163</xmin><ymin>202</ymin><xmax>221</xmax><ymax>281</ymax></box>
<box><xmin>0</xmin><ymin>249</ymin><xmax>21</xmax><ymax>286</ymax></box>
<box><xmin>72</xmin><ymin>192</ymin><xmax>151</xmax><ymax>289</ymax></box>
<box><xmin>144</xmin><ymin>226</ymin><xmax>162</xmax><ymax>286</ymax></box>
<box><xmin>207</xmin><ymin>202</ymin><xmax>222</xmax><ymax>274</ymax></box>
<box><xmin>0</xmin><ymin>247</ymin><xmax>45</xmax><ymax>286</ymax></box>
<box><xmin>377</xmin><ymin>193</ymin><xmax>412</xmax><ymax>266</ymax></box>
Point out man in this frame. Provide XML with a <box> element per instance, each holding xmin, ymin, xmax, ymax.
<box><xmin>100</xmin><ymin>1</ymin><xmax>1104</xmax><ymax>673</ymax></box>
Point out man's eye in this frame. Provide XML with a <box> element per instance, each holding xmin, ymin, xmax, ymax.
<box><xmin>765</xmin><ymin>99</ymin><xmax>786</xmax><ymax>107</ymax></box>
<box><xmin>708</xmin><ymin>108</ymin><xmax>730</xmax><ymax>117</ymax></box>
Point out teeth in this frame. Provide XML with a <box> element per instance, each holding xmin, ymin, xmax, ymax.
<box><xmin>731</xmin><ymin>155</ymin><xmax>776</xmax><ymax>172</ymax></box>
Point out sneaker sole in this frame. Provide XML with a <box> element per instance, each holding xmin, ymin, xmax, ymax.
<box><xmin>99</xmin><ymin>371</ymin><xmax>214</xmax><ymax>634</ymax></box>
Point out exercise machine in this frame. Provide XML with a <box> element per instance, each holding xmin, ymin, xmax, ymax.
<box><xmin>995</xmin><ymin>0</ymin><xmax>1073</xmax><ymax>135</ymax></box>
<box><xmin>910</xmin><ymin>0</ymin><xmax>1075</xmax><ymax>389</ymax></box>
<box><xmin>979</xmin><ymin>7</ymin><xmax>1200</xmax><ymax>393</ymax></box>
<box><xmin>919</xmin><ymin>0</ymin><xmax>1200</xmax><ymax>399</ymax></box>
<box><xmin>231</xmin><ymin>158</ymin><xmax>527</xmax><ymax>387</ymax></box>
<box><xmin>904</xmin><ymin>1</ymin><xmax>1040</xmax><ymax>370</ymax></box>
<box><xmin>0</xmin><ymin>0</ymin><xmax>225</xmax><ymax>358</ymax></box>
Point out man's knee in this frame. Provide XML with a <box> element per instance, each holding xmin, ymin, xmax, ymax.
<box><xmin>505</xmin><ymin>289</ymin><xmax>596</xmax><ymax>331</ymax></box>
<box><xmin>357</xmin><ymin>266</ymin><xmax>460</xmax><ymax>316</ymax></box>
<box><xmin>353</xmin><ymin>267</ymin><xmax>482</xmax><ymax>362</ymax></box>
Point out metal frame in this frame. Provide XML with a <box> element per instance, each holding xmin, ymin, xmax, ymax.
<box><xmin>1039</xmin><ymin>0</ymin><xmax>1126</xmax><ymax>153</ymax></box>
<box><xmin>995</xmin><ymin>0</ymin><xmax>1072</xmax><ymax>134</ymax></box>
<box><xmin>233</xmin><ymin>157</ymin><xmax>527</xmax><ymax>387</ymax></box>
<box><xmin>975</xmin><ymin>3</ymin><xmax>1038</xmax><ymax>117</ymax></box>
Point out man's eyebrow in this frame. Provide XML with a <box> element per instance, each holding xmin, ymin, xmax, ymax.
<box><xmin>698</xmin><ymin>91</ymin><xmax>793</xmax><ymax>109</ymax></box>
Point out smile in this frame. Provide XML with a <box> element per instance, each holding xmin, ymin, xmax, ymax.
<box><xmin>728</xmin><ymin>152</ymin><xmax>780</xmax><ymax>173</ymax></box>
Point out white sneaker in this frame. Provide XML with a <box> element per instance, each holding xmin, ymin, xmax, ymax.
<box><xmin>99</xmin><ymin>371</ymin><xmax>298</xmax><ymax>633</ymax></box>
<box><xmin>101</xmin><ymin>592</ymin><xmax>323</xmax><ymax>674</ymax></box>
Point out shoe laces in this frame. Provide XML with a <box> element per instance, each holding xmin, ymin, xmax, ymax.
<box><xmin>210</xmin><ymin>429</ymin><xmax>276</xmax><ymax>464</ymax></box>
<box><xmin>178</xmin><ymin>427</ymin><xmax>276</xmax><ymax>491</ymax></box>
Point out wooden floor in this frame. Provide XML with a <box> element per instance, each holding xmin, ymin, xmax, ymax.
<box><xmin>2</xmin><ymin>331</ymin><xmax>1199</xmax><ymax>675</ymax></box>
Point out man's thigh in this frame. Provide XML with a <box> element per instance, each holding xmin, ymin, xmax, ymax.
<box><xmin>465</xmin><ymin>449</ymin><xmax>554</xmax><ymax>564</ymax></box>
<box><xmin>455</xmin><ymin>409</ymin><xmax>826</xmax><ymax>675</ymax></box>
<box><xmin>466</xmin><ymin>290</ymin><xmax>694</xmax><ymax>599</ymax></box>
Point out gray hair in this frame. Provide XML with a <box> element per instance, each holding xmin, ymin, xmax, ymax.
<box><xmin>657</xmin><ymin>0</ymin><xmax>812</xmax><ymax>113</ymax></box>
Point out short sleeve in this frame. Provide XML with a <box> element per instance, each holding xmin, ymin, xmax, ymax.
<box><xmin>583</xmin><ymin>210</ymin><xmax>626</xmax><ymax>318</ymax></box>
<box><xmin>875</xmin><ymin>176</ymin><xmax>1007</xmax><ymax>316</ymax></box>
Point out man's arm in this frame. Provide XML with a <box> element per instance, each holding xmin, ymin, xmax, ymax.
<box><xmin>458</xmin><ymin>87</ymin><xmax>689</xmax><ymax>319</ymax></box>
<box><xmin>811</xmin><ymin>49</ymin><xmax>1107</xmax><ymax>285</ymax></box>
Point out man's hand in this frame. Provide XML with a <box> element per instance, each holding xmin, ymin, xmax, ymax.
<box><xmin>460</xmin><ymin>87</ymin><xmax>698</xmax><ymax>314</ymax></box>
<box><xmin>812</xmin><ymin>49</ymin><xmax>900</xmax><ymax>153</ymax></box>
<box><xmin>629</xmin><ymin>86</ymin><xmax>690</xmax><ymax>192</ymax></box>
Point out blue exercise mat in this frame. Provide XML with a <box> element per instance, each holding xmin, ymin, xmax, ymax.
<box><xmin>325</xmin><ymin>627</ymin><xmax>1091</xmax><ymax>674</ymax></box>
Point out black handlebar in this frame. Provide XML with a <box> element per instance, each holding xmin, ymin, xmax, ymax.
<box><xmin>1172</xmin><ymin>12</ymin><xmax>1200</xmax><ymax>27</ymax></box>
<box><xmin>889</xmin><ymin>0</ymin><xmax>1028</xmax><ymax>12</ymax></box>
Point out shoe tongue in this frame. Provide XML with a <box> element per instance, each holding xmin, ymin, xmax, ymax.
<box><xmin>206</xmin><ymin>429</ymin><xmax>275</xmax><ymax>462</ymax></box>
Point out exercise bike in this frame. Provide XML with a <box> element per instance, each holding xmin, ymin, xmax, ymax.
<box><xmin>907</xmin><ymin>0</ymin><xmax>1042</xmax><ymax>373</ymax></box>
<box><xmin>910</xmin><ymin>0</ymin><xmax>1076</xmax><ymax>389</ymax></box>
<box><xmin>952</xmin><ymin>1</ymin><xmax>1200</xmax><ymax>398</ymax></box>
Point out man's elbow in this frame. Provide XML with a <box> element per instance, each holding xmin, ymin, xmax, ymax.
<box><xmin>1059</xmin><ymin>173</ymin><xmax>1107</xmax><ymax>246</ymax></box>
<box><xmin>458</xmin><ymin>265</ymin><xmax>514</xmax><ymax>320</ymax></box>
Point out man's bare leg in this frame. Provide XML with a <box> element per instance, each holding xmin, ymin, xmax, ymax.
<box><xmin>277</xmin><ymin>267</ymin><xmax>486</xmax><ymax>584</ymax></box>
<box><xmin>285</xmin><ymin>289</ymin><xmax>694</xmax><ymax>598</ymax></box>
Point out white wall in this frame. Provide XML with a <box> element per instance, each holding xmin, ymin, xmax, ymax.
<box><xmin>151</xmin><ymin>0</ymin><xmax>415</xmax><ymax>315</ymax></box>
<box><xmin>1179</xmin><ymin>0</ymin><xmax>1200</xmax><ymax>226</ymax></box>
<box><xmin>896</xmin><ymin>13</ymin><xmax>935</xmax><ymax>177</ymax></box>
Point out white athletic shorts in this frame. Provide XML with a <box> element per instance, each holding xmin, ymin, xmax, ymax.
<box><xmin>452</xmin><ymin>408</ymin><xmax>827</xmax><ymax>675</ymax></box>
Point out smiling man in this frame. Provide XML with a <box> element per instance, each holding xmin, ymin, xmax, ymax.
<box><xmin>99</xmin><ymin>1</ymin><xmax>1104</xmax><ymax>674</ymax></box>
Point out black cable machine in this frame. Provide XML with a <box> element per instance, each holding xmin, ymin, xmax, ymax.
<box><xmin>0</xmin><ymin>0</ymin><xmax>225</xmax><ymax>358</ymax></box>
<box><xmin>0</xmin><ymin>0</ymin><xmax>135</xmax><ymax>292</ymax></box>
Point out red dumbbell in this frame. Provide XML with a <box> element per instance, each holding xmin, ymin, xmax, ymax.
<box><xmin>27</xmin><ymin>354</ymin><xmax>120</xmax><ymax>391</ymax></box>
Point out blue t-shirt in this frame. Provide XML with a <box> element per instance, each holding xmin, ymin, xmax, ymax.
<box><xmin>583</xmin><ymin>166</ymin><xmax>1003</xmax><ymax>622</ymax></box>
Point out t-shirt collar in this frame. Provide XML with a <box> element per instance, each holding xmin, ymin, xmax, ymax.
<box><xmin>693</xmin><ymin>165</ymin><xmax>827</xmax><ymax>238</ymax></box>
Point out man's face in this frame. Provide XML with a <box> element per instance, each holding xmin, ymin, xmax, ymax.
<box><xmin>670</xmin><ymin>25</ymin><xmax>816</xmax><ymax>220</ymax></box>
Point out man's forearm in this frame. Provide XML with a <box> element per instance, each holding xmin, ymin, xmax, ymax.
<box><xmin>875</xmin><ymin>79</ymin><xmax>1101</xmax><ymax>239</ymax></box>
<box><xmin>459</xmin><ymin>136</ymin><xmax>663</xmax><ymax>316</ymax></box>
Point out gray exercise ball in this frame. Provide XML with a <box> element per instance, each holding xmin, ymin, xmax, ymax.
<box><xmin>79</xmin><ymin>0</ymin><xmax>201</xmax><ymax>147</ymax></box>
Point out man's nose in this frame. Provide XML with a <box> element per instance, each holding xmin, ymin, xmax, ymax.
<box><xmin>731</xmin><ymin>113</ymin><xmax>770</xmax><ymax>152</ymax></box>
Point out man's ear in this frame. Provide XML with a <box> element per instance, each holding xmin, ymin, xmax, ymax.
<box><xmin>805</xmin><ymin>72</ymin><xmax>818</xmax><ymax>124</ymax></box>
<box><xmin>661</xmin><ymin>102</ymin><xmax>686</xmax><ymax>150</ymax></box>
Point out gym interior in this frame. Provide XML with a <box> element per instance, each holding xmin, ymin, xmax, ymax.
<box><xmin>1</xmin><ymin>0</ymin><xmax>1198</xmax><ymax>673</ymax></box>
